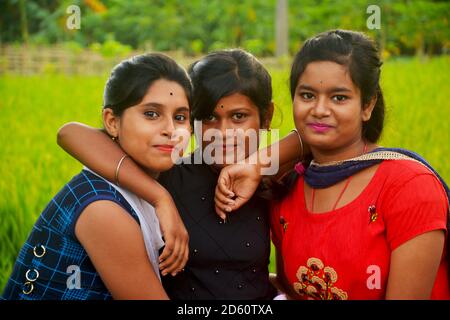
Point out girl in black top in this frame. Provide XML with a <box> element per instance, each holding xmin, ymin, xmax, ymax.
<box><xmin>57</xmin><ymin>49</ymin><xmax>305</xmax><ymax>299</ymax></box>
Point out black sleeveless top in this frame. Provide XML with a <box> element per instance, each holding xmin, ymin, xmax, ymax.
<box><xmin>159</xmin><ymin>155</ymin><xmax>276</xmax><ymax>300</ymax></box>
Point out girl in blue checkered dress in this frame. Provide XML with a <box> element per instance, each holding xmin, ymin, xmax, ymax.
<box><xmin>2</xmin><ymin>53</ymin><xmax>191</xmax><ymax>300</ymax></box>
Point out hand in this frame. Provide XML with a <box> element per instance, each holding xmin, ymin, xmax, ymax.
<box><xmin>215</xmin><ymin>162</ymin><xmax>262</xmax><ymax>220</ymax></box>
<box><xmin>153</xmin><ymin>193</ymin><xmax>189</xmax><ymax>277</ymax></box>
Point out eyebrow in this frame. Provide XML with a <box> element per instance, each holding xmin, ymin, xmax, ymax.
<box><xmin>140</xmin><ymin>102</ymin><xmax>163</xmax><ymax>108</ymax></box>
<box><xmin>175</xmin><ymin>106</ymin><xmax>190</xmax><ymax>112</ymax></box>
<box><xmin>212</xmin><ymin>105</ymin><xmax>254</xmax><ymax>114</ymax></box>
<box><xmin>298</xmin><ymin>84</ymin><xmax>352</xmax><ymax>93</ymax></box>
<box><xmin>226</xmin><ymin>106</ymin><xmax>253</xmax><ymax>113</ymax></box>
<box><xmin>141</xmin><ymin>102</ymin><xmax>189</xmax><ymax>112</ymax></box>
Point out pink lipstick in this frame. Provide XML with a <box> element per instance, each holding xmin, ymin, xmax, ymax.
<box><xmin>307</xmin><ymin>123</ymin><xmax>333</xmax><ymax>133</ymax></box>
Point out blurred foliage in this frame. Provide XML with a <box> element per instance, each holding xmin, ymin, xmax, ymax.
<box><xmin>89</xmin><ymin>34</ymin><xmax>132</xmax><ymax>57</ymax></box>
<box><xmin>0</xmin><ymin>0</ymin><xmax>449</xmax><ymax>56</ymax></box>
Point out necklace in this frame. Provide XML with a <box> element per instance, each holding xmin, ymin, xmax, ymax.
<box><xmin>309</xmin><ymin>143</ymin><xmax>368</xmax><ymax>213</ymax></box>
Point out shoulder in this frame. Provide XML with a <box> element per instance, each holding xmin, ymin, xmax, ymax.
<box><xmin>377</xmin><ymin>161</ymin><xmax>448</xmax><ymax>250</ymax></box>
<box><xmin>57</xmin><ymin>170</ymin><xmax>140</xmax><ymax>235</ymax></box>
<box><xmin>379</xmin><ymin>160</ymin><xmax>448</xmax><ymax>212</ymax></box>
<box><xmin>75</xmin><ymin>200</ymin><xmax>140</xmax><ymax>240</ymax></box>
<box><xmin>378</xmin><ymin>160</ymin><xmax>443</xmax><ymax>191</ymax></box>
<box><xmin>381</xmin><ymin>159</ymin><xmax>434</xmax><ymax>177</ymax></box>
<box><xmin>65</xmin><ymin>170</ymin><xmax>120</xmax><ymax>200</ymax></box>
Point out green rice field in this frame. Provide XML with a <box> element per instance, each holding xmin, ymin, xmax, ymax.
<box><xmin>0</xmin><ymin>56</ymin><xmax>449</xmax><ymax>291</ymax></box>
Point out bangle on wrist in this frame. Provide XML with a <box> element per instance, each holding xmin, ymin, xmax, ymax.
<box><xmin>115</xmin><ymin>154</ymin><xmax>129</xmax><ymax>187</ymax></box>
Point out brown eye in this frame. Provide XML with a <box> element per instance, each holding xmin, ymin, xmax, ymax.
<box><xmin>174</xmin><ymin>114</ymin><xmax>187</xmax><ymax>122</ymax></box>
<box><xmin>232</xmin><ymin>113</ymin><xmax>247</xmax><ymax>121</ymax></box>
<box><xmin>332</xmin><ymin>95</ymin><xmax>348</xmax><ymax>102</ymax></box>
<box><xmin>300</xmin><ymin>92</ymin><xmax>314</xmax><ymax>100</ymax></box>
<box><xmin>144</xmin><ymin>111</ymin><xmax>159</xmax><ymax>119</ymax></box>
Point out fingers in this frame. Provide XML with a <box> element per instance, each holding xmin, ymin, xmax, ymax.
<box><xmin>159</xmin><ymin>231</ymin><xmax>189</xmax><ymax>277</ymax></box>
<box><xmin>176</xmin><ymin>238</ymin><xmax>189</xmax><ymax>273</ymax></box>
<box><xmin>215</xmin><ymin>185</ymin><xmax>235</xmax><ymax>214</ymax></box>
<box><xmin>215</xmin><ymin>204</ymin><xmax>228</xmax><ymax>221</ymax></box>
<box><xmin>169</xmin><ymin>242</ymin><xmax>187</xmax><ymax>276</ymax></box>
<box><xmin>160</xmin><ymin>237</ymin><xmax>181</xmax><ymax>276</ymax></box>
<box><xmin>218</xmin><ymin>175</ymin><xmax>234</xmax><ymax>198</ymax></box>
<box><xmin>158</xmin><ymin>238</ymin><xmax>173</xmax><ymax>264</ymax></box>
<box><xmin>170</xmin><ymin>233</ymin><xmax>189</xmax><ymax>276</ymax></box>
<box><xmin>230</xmin><ymin>196</ymin><xmax>248</xmax><ymax>211</ymax></box>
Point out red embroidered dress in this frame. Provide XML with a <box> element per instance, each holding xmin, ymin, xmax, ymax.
<box><xmin>271</xmin><ymin>160</ymin><xmax>450</xmax><ymax>300</ymax></box>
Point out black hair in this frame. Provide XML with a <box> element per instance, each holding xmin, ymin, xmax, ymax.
<box><xmin>288</xmin><ymin>31</ymin><xmax>450</xmax><ymax>285</ymax></box>
<box><xmin>271</xmin><ymin>30</ymin><xmax>385</xmax><ymax>198</ymax></box>
<box><xmin>103</xmin><ymin>53</ymin><xmax>192</xmax><ymax>115</ymax></box>
<box><xmin>290</xmin><ymin>29</ymin><xmax>385</xmax><ymax>143</ymax></box>
<box><xmin>188</xmin><ymin>49</ymin><xmax>272</xmax><ymax>126</ymax></box>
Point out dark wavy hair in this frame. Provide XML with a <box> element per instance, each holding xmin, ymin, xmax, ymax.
<box><xmin>290</xmin><ymin>29</ymin><xmax>385</xmax><ymax>143</ymax></box>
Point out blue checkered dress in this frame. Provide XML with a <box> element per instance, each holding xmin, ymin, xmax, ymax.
<box><xmin>1</xmin><ymin>170</ymin><xmax>140</xmax><ymax>300</ymax></box>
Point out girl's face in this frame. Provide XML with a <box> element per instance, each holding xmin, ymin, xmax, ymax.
<box><xmin>104</xmin><ymin>79</ymin><xmax>191</xmax><ymax>176</ymax></box>
<box><xmin>200</xmin><ymin>93</ymin><xmax>267</xmax><ymax>169</ymax></box>
<box><xmin>293</xmin><ymin>61</ymin><xmax>374</xmax><ymax>154</ymax></box>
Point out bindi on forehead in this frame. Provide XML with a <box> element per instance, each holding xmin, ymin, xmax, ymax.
<box><xmin>213</xmin><ymin>105</ymin><xmax>225</xmax><ymax>114</ymax></box>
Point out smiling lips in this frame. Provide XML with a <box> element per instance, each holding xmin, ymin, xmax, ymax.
<box><xmin>307</xmin><ymin>122</ymin><xmax>334</xmax><ymax>133</ymax></box>
<box><xmin>154</xmin><ymin>144</ymin><xmax>175</xmax><ymax>152</ymax></box>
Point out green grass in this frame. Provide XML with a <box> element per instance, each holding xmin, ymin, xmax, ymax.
<box><xmin>1</xmin><ymin>56</ymin><xmax>449</xmax><ymax>291</ymax></box>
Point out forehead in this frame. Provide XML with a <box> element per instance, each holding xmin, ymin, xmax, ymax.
<box><xmin>299</xmin><ymin>61</ymin><xmax>356</xmax><ymax>90</ymax></box>
<box><xmin>141</xmin><ymin>79</ymin><xmax>188</xmax><ymax>105</ymax></box>
<box><xmin>213</xmin><ymin>93</ymin><xmax>258</xmax><ymax>114</ymax></box>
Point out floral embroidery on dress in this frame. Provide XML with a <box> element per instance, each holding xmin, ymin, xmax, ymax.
<box><xmin>293</xmin><ymin>257</ymin><xmax>348</xmax><ymax>300</ymax></box>
<box><xmin>368</xmin><ymin>205</ymin><xmax>378</xmax><ymax>224</ymax></box>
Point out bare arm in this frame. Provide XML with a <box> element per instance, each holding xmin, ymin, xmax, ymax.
<box><xmin>57</xmin><ymin>122</ymin><xmax>188</xmax><ymax>276</ymax></box>
<box><xmin>215</xmin><ymin>130</ymin><xmax>308</xmax><ymax>219</ymax></box>
<box><xmin>57</xmin><ymin>122</ymin><xmax>166</xmax><ymax>205</ymax></box>
<box><xmin>386</xmin><ymin>230</ymin><xmax>445</xmax><ymax>299</ymax></box>
<box><xmin>259</xmin><ymin>129</ymin><xmax>308</xmax><ymax>180</ymax></box>
<box><xmin>75</xmin><ymin>201</ymin><xmax>169</xmax><ymax>300</ymax></box>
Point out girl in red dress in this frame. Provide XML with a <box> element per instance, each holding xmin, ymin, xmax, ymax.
<box><xmin>215</xmin><ymin>30</ymin><xmax>450</xmax><ymax>300</ymax></box>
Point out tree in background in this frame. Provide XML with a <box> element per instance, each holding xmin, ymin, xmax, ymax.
<box><xmin>0</xmin><ymin>0</ymin><xmax>448</xmax><ymax>57</ymax></box>
<box><xmin>276</xmin><ymin>0</ymin><xmax>288</xmax><ymax>57</ymax></box>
